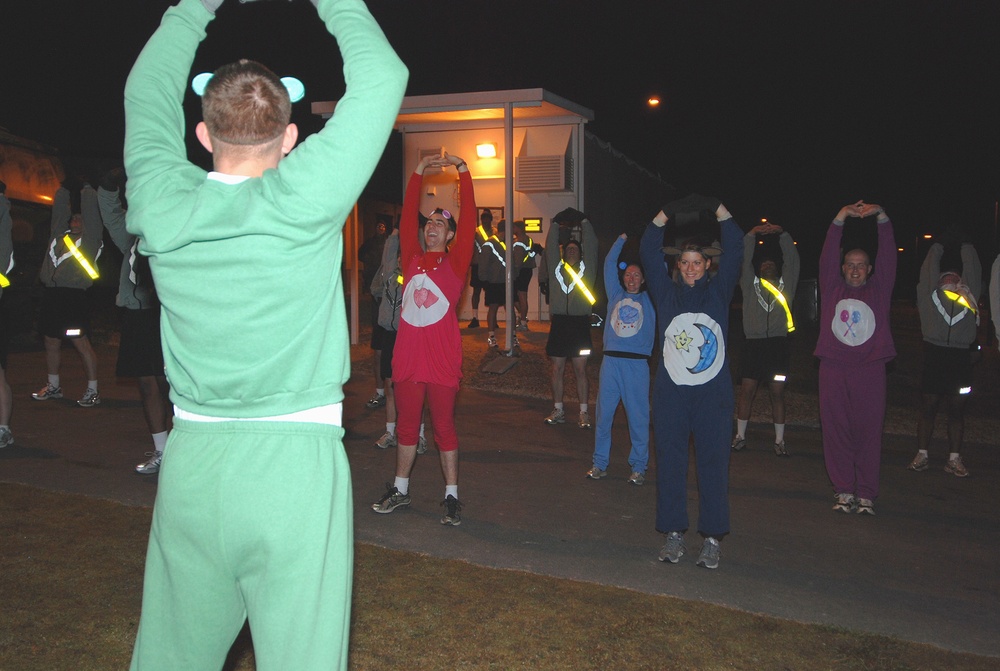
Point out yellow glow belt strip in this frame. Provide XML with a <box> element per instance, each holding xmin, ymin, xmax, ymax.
<box><xmin>943</xmin><ymin>290</ymin><xmax>976</xmax><ymax>314</ymax></box>
<box><xmin>562</xmin><ymin>262</ymin><xmax>596</xmax><ymax>305</ymax></box>
<box><xmin>63</xmin><ymin>235</ymin><xmax>100</xmax><ymax>280</ymax></box>
<box><xmin>759</xmin><ymin>278</ymin><xmax>794</xmax><ymax>332</ymax></box>
<box><xmin>0</xmin><ymin>273</ymin><xmax>9</xmax><ymax>288</ymax></box>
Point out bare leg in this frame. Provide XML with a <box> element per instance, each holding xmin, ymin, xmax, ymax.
<box><xmin>69</xmin><ymin>335</ymin><xmax>98</xmax><ymax>382</ymax></box>
<box><xmin>571</xmin><ymin>355</ymin><xmax>589</xmax><ymax>406</ymax></box>
<box><xmin>945</xmin><ymin>393</ymin><xmax>967</xmax><ymax>454</ymax></box>
<box><xmin>372</xmin><ymin>349</ymin><xmax>382</xmax><ymax>389</ymax></box>
<box><xmin>384</xmin><ymin>379</ymin><xmax>396</xmax><ymax>424</ymax></box>
<box><xmin>395</xmin><ymin>443</ymin><xmax>418</xmax><ymax>479</ymax></box>
<box><xmin>0</xmin><ymin>366</ymin><xmax>11</xmax><ymax>425</ymax></box>
<box><xmin>768</xmin><ymin>380</ymin><xmax>786</xmax><ymax>425</ymax></box>
<box><xmin>917</xmin><ymin>393</ymin><xmax>941</xmax><ymax>453</ymax></box>
<box><xmin>550</xmin><ymin>356</ymin><xmax>567</xmax><ymax>405</ymax></box>
<box><xmin>736</xmin><ymin>377</ymin><xmax>758</xmax><ymax>421</ymax></box>
<box><xmin>43</xmin><ymin>336</ymin><xmax>62</xmax><ymax>376</ymax></box>
<box><xmin>439</xmin><ymin>449</ymin><xmax>458</xmax><ymax>487</ymax></box>
<box><xmin>137</xmin><ymin>375</ymin><xmax>172</xmax><ymax>434</ymax></box>
<box><xmin>487</xmin><ymin>304</ymin><xmax>500</xmax><ymax>332</ymax></box>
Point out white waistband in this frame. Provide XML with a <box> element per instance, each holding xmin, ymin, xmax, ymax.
<box><xmin>174</xmin><ymin>402</ymin><xmax>343</xmax><ymax>427</ymax></box>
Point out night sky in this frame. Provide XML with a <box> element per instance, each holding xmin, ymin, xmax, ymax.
<box><xmin>4</xmin><ymin>1</ymin><xmax>999</xmax><ymax>268</ymax></box>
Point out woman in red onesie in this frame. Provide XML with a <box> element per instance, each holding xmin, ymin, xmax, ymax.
<box><xmin>372</xmin><ymin>152</ymin><xmax>475</xmax><ymax>526</ymax></box>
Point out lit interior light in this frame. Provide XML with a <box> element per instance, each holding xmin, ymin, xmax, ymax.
<box><xmin>959</xmin><ymin>386</ymin><xmax>972</xmax><ymax>395</ymax></box>
<box><xmin>65</xmin><ymin>329</ymin><xmax>81</xmax><ymax>337</ymax></box>
<box><xmin>647</xmin><ymin>96</ymin><xmax>661</xmax><ymax>107</ymax></box>
<box><xmin>476</xmin><ymin>143</ymin><xmax>497</xmax><ymax>159</ymax></box>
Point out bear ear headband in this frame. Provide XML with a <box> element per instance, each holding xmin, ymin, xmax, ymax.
<box><xmin>191</xmin><ymin>72</ymin><xmax>305</xmax><ymax>102</ymax></box>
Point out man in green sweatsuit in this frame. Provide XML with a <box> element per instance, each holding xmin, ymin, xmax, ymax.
<box><xmin>123</xmin><ymin>0</ymin><xmax>406</xmax><ymax>668</ymax></box>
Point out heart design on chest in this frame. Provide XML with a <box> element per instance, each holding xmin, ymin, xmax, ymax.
<box><xmin>413</xmin><ymin>288</ymin><xmax>439</xmax><ymax>308</ymax></box>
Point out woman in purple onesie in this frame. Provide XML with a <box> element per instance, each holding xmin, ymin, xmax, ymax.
<box><xmin>814</xmin><ymin>201</ymin><xmax>896</xmax><ymax>516</ymax></box>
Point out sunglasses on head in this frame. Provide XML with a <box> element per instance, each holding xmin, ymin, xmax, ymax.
<box><xmin>426</xmin><ymin>208</ymin><xmax>453</xmax><ymax>221</ymax></box>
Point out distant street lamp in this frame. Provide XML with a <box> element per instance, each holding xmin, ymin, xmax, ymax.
<box><xmin>647</xmin><ymin>96</ymin><xmax>661</xmax><ymax>108</ymax></box>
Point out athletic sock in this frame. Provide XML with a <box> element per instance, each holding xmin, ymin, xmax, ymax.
<box><xmin>445</xmin><ymin>485</ymin><xmax>458</xmax><ymax>500</ymax></box>
<box><xmin>48</xmin><ymin>374</ymin><xmax>60</xmax><ymax>388</ymax></box>
<box><xmin>151</xmin><ymin>431</ymin><xmax>168</xmax><ymax>453</ymax></box>
<box><xmin>774</xmin><ymin>423</ymin><xmax>785</xmax><ymax>443</ymax></box>
<box><xmin>394</xmin><ymin>477</ymin><xmax>409</xmax><ymax>495</ymax></box>
<box><xmin>87</xmin><ymin>380</ymin><xmax>98</xmax><ymax>392</ymax></box>
<box><xmin>736</xmin><ymin>418</ymin><xmax>749</xmax><ymax>438</ymax></box>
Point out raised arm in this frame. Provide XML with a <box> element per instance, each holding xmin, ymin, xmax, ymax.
<box><xmin>98</xmin><ymin>187</ymin><xmax>134</xmax><ymax>255</ymax></box>
<box><xmin>0</xmin><ymin>193</ymin><xmax>13</xmax><ymax>278</ymax></box>
<box><xmin>50</xmin><ymin>186</ymin><xmax>70</xmax><ymax>239</ymax></box>
<box><xmin>581</xmin><ymin>217</ymin><xmax>598</xmax><ymax>284</ymax></box>
<box><xmin>80</xmin><ymin>185</ymin><xmax>104</xmax><ymax>257</ymax></box>
<box><xmin>545</xmin><ymin>219</ymin><xmax>561</xmax><ymax>281</ymax></box>
<box><xmin>399</xmin><ymin>170</ymin><xmax>425</xmax><ymax>274</ymax></box>
<box><xmin>990</xmin><ymin>255</ymin><xmax>1000</xmax><ymax>349</ymax></box>
<box><xmin>741</xmin><ymin>229</ymin><xmax>757</xmax><ymax>289</ymax></box>
<box><xmin>819</xmin><ymin>202</ymin><xmax>861</xmax><ymax>293</ymax></box>
<box><xmin>124</xmin><ymin>0</ymin><xmax>212</xmax><ymax>197</ymax></box>
<box><xmin>604</xmin><ymin>234</ymin><xmax>627</xmax><ymax>301</ymax></box>
<box><xmin>714</xmin><ymin>207</ymin><xmax>743</xmax><ymax>294</ymax></box>
<box><xmin>918</xmin><ymin>243</ymin><xmax>943</xmax><ymax>295</ymax></box>
<box><xmin>778</xmin><ymin>230</ymin><xmax>800</xmax><ymax>303</ymax></box>
<box><xmin>447</xmin><ymin>156</ymin><xmax>476</xmax><ymax>277</ymax></box>
<box><xmin>961</xmin><ymin>243</ymin><xmax>983</xmax><ymax>300</ymax></box>
<box><xmin>275</xmin><ymin>0</ymin><xmax>407</xmax><ymax>215</ymax></box>
<box><xmin>640</xmin><ymin>216</ymin><xmax>671</xmax><ymax>303</ymax></box>
<box><xmin>869</xmin><ymin>206</ymin><xmax>896</xmax><ymax>297</ymax></box>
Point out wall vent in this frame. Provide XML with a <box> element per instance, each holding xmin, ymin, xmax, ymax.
<box><xmin>515</xmin><ymin>155</ymin><xmax>573</xmax><ymax>193</ymax></box>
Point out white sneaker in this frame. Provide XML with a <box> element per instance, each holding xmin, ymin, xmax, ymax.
<box><xmin>375</xmin><ymin>432</ymin><xmax>397</xmax><ymax>449</ymax></box>
<box><xmin>77</xmin><ymin>388</ymin><xmax>101</xmax><ymax>407</ymax></box>
<box><xmin>417</xmin><ymin>435</ymin><xmax>428</xmax><ymax>455</ymax></box>
<box><xmin>135</xmin><ymin>451</ymin><xmax>163</xmax><ymax>474</ymax></box>
<box><xmin>32</xmin><ymin>384</ymin><xmax>63</xmax><ymax>401</ymax></box>
<box><xmin>0</xmin><ymin>426</ymin><xmax>13</xmax><ymax>448</ymax></box>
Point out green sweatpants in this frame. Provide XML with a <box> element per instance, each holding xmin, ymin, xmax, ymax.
<box><xmin>130</xmin><ymin>418</ymin><xmax>352</xmax><ymax>671</ymax></box>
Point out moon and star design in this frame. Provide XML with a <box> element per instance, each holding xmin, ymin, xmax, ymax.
<box><xmin>610</xmin><ymin>296</ymin><xmax>644</xmax><ymax>339</ymax></box>
<box><xmin>401</xmin><ymin>273</ymin><xmax>450</xmax><ymax>327</ymax></box>
<box><xmin>662</xmin><ymin>312</ymin><xmax>725</xmax><ymax>386</ymax></box>
<box><xmin>830</xmin><ymin>298</ymin><xmax>875</xmax><ymax>347</ymax></box>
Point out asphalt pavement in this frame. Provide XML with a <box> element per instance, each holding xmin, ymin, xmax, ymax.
<box><xmin>1</xmin><ymin>341</ymin><xmax>998</xmax><ymax>658</ymax></box>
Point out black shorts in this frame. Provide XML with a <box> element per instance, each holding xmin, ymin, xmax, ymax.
<box><xmin>371</xmin><ymin>324</ymin><xmax>392</xmax><ymax>351</ymax></box>
<box><xmin>515</xmin><ymin>267</ymin><xmax>533</xmax><ymax>293</ymax></box>
<box><xmin>380</xmin><ymin>330</ymin><xmax>397</xmax><ymax>380</ymax></box>
<box><xmin>921</xmin><ymin>342</ymin><xmax>973</xmax><ymax>395</ymax></box>
<box><xmin>39</xmin><ymin>287</ymin><xmax>91</xmax><ymax>339</ymax></box>
<box><xmin>470</xmin><ymin>264</ymin><xmax>486</xmax><ymax>290</ymax></box>
<box><xmin>116</xmin><ymin>307</ymin><xmax>166</xmax><ymax>378</ymax></box>
<box><xmin>546</xmin><ymin>314</ymin><xmax>592</xmax><ymax>358</ymax></box>
<box><xmin>739</xmin><ymin>336</ymin><xmax>790</xmax><ymax>382</ymax></box>
<box><xmin>484</xmin><ymin>282</ymin><xmax>505</xmax><ymax>306</ymax></box>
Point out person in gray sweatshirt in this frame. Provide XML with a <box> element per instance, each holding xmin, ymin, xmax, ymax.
<box><xmin>908</xmin><ymin>233</ymin><xmax>981</xmax><ymax>477</ymax></box>
<box><xmin>732</xmin><ymin>221</ymin><xmax>799</xmax><ymax>456</ymax></box>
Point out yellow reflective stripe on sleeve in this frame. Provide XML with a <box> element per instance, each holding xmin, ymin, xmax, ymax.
<box><xmin>0</xmin><ymin>273</ymin><xmax>9</xmax><ymax>288</ymax></box>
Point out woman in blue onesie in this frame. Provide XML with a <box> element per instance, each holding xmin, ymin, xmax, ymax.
<box><xmin>640</xmin><ymin>196</ymin><xmax>742</xmax><ymax>570</ymax></box>
<box><xmin>587</xmin><ymin>233</ymin><xmax>655</xmax><ymax>485</ymax></box>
